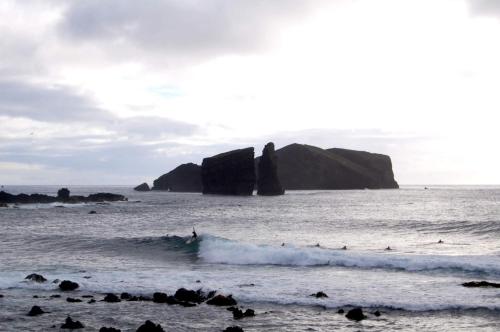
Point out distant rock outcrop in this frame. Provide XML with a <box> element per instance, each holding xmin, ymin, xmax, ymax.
<box><xmin>257</xmin><ymin>142</ymin><xmax>284</xmax><ymax>196</ymax></box>
<box><xmin>134</xmin><ymin>183</ymin><xmax>150</xmax><ymax>191</ymax></box>
<box><xmin>201</xmin><ymin>148</ymin><xmax>255</xmax><ymax>195</ymax></box>
<box><xmin>152</xmin><ymin>163</ymin><xmax>202</xmax><ymax>192</ymax></box>
<box><xmin>0</xmin><ymin>189</ymin><xmax>127</xmax><ymax>205</ymax></box>
<box><xmin>267</xmin><ymin>144</ymin><xmax>398</xmax><ymax>190</ymax></box>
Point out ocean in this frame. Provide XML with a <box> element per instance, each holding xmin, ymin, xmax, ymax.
<box><xmin>0</xmin><ymin>185</ymin><xmax>499</xmax><ymax>331</ymax></box>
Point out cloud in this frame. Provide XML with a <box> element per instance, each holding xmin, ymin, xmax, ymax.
<box><xmin>58</xmin><ymin>0</ymin><xmax>319</xmax><ymax>58</ymax></box>
<box><xmin>467</xmin><ymin>0</ymin><xmax>500</xmax><ymax>17</ymax></box>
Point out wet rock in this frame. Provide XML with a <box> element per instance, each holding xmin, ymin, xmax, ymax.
<box><xmin>373</xmin><ymin>310</ymin><xmax>381</xmax><ymax>317</ymax></box>
<box><xmin>165</xmin><ymin>295</ymin><xmax>180</xmax><ymax>305</ymax></box>
<box><xmin>244</xmin><ymin>309</ymin><xmax>255</xmax><ymax>317</ymax></box>
<box><xmin>206</xmin><ymin>294</ymin><xmax>237</xmax><ymax>306</ymax></box>
<box><xmin>33</xmin><ymin>295</ymin><xmax>39</xmax><ymax>298</ymax></box>
<box><xmin>310</xmin><ymin>291</ymin><xmax>328</xmax><ymax>298</ymax></box>
<box><xmin>136</xmin><ymin>320</ymin><xmax>164</xmax><ymax>332</ymax></box>
<box><xmin>232</xmin><ymin>308</ymin><xmax>244</xmax><ymax>319</ymax></box>
<box><xmin>462</xmin><ymin>281</ymin><xmax>500</xmax><ymax>288</ymax></box>
<box><xmin>61</xmin><ymin>316</ymin><xmax>84</xmax><ymax>329</ymax></box>
<box><xmin>345</xmin><ymin>307</ymin><xmax>367</xmax><ymax>321</ymax></box>
<box><xmin>120</xmin><ymin>292</ymin><xmax>132</xmax><ymax>300</ymax></box>
<box><xmin>174</xmin><ymin>288</ymin><xmax>203</xmax><ymax>303</ymax></box>
<box><xmin>337</xmin><ymin>308</ymin><xmax>345</xmax><ymax>314</ymax></box>
<box><xmin>27</xmin><ymin>305</ymin><xmax>45</xmax><ymax>316</ymax></box>
<box><xmin>52</xmin><ymin>279</ymin><xmax>60</xmax><ymax>284</ymax></box>
<box><xmin>0</xmin><ymin>294</ymin><xmax>3</xmax><ymax>298</ymax></box>
<box><xmin>25</xmin><ymin>273</ymin><xmax>47</xmax><ymax>283</ymax></box>
<box><xmin>88</xmin><ymin>210</ymin><xmax>97</xmax><ymax>214</ymax></box>
<box><xmin>223</xmin><ymin>326</ymin><xmax>244</xmax><ymax>332</ymax></box>
<box><xmin>201</xmin><ymin>148</ymin><xmax>256</xmax><ymax>195</ymax></box>
<box><xmin>134</xmin><ymin>183</ymin><xmax>150</xmax><ymax>191</ymax></box>
<box><xmin>50</xmin><ymin>294</ymin><xmax>61</xmax><ymax>298</ymax></box>
<box><xmin>88</xmin><ymin>299</ymin><xmax>96</xmax><ymax>304</ymax></box>
<box><xmin>257</xmin><ymin>142</ymin><xmax>284</xmax><ymax>195</ymax></box>
<box><xmin>99</xmin><ymin>327</ymin><xmax>121</xmax><ymax>332</ymax></box>
<box><xmin>103</xmin><ymin>293</ymin><xmax>121</xmax><ymax>303</ymax></box>
<box><xmin>81</xmin><ymin>295</ymin><xmax>93</xmax><ymax>298</ymax></box>
<box><xmin>59</xmin><ymin>280</ymin><xmax>79</xmax><ymax>291</ymax></box>
<box><xmin>66</xmin><ymin>297</ymin><xmax>82</xmax><ymax>303</ymax></box>
<box><xmin>179</xmin><ymin>301</ymin><xmax>197</xmax><ymax>307</ymax></box>
<box><xmin>153</xmin><ymin>292</ymin><xmax>168</xmax><ymax>303</ymax></box>
<box><xmin>57</xmin><ymin>188</ymin><xmax>70</xmax><ymax>200</ymax></box>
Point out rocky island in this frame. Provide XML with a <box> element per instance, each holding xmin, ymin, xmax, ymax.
<box><xmin>0</xmin><ymin>188</ymin><xmax>127</xmax><ymax>205</ymax></box>
<box><xmin>152</xmin><ymin>163</ymin><xmax>202</xmax><ymax>192</ymax></box>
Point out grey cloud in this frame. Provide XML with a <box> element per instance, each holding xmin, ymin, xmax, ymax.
<box><xmin>467</xmin><ymin>0</ymin><xmax>500</xmax><ymax>17</ymax></box>
<box><xmin>58</xmin><ymin>0</ymin><xmax>319</xmax><ymax>57</ymax></box>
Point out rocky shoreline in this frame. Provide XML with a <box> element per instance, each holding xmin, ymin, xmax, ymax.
<box><xmin>0</xmin><ymin>188</ymin><xmax>127</xmax><ymax>205</ymax></box>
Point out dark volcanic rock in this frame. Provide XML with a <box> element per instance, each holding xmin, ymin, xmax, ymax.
<box><xmin>61</xmin><ymin>316</ymin><xmax>84</xmax><ymax>329</ymax></box>
<box><xmin>260</xmin><ymin>144</ymin><xmax>398</xmax><ymax>190</ymax></box>
<box><xmin>25</xmin><ymin>273</ymin><xmax>47</xmax><ymax>283</ymax></box>
<box><xmin>120</xmin><ymin>292</ymin><xmax>132</xmax><ymax>300</ymax></box>
<box><xmin>244</xmin><ymin>309</ymin><xmax>255</xmax><ymax>317</ymax></box>
<box><xmin>462</xmin><ymin>281</ymin><xmax>500</xmax><ymax>288</ymax></box>
<box><xmin>66</xmin><ymin>297</ymin><xmax>82</xmax><ymax>303</ymax></box>
<box><xmin>206</xmin><ymin>294</ymin><xmax>237</xmax><ymax>306</ymax></box>
<box><xmin>134</xmin><ymin>183</ymin><xmax>150</xmax><ymax>191</ymax></box>
<box><xmin>345</xmin><ymin>308</ymin><xmax>367</xmax><ymax>321</ymax></box>
<box><xmin>136</xmin><ymin>320</ymin><xmax>164</xmax><ymax>332</ymax></box>
<box><xmin>153</xmin><ymin>292</ymin><xmax>168</xmax><ymax>303</ymax></box>
<box><xmin>27</xmin><ymin>305</ymin><xmax>45</xmax><ymax>316</ymax></box>
<box><xmin>100</xmin><ymin>328</ymin><xmax>121</xmax><ymax>332</ymax></box>
<box><xmin>223</xmin><ymin>326</ymin><xmax>244</xmax><ymax>332</ymax></box>
<box><xmin>202</xmin><ymin>148</ymin><xmax>255</xmax><ymax>195</ymax></box>
<box><xmin>57</xmin><ymin>188</ymin><xmax>70</xmax><ymax>200</ymax></box>
<box><xmin>257</xmin><ymin>142</ymin><xmax>284</xmax><ymax>196</ymax></box>
<box><xmin>310</xmin><ymin>291</ymin><xmax>328</xmax><ymax>298</ymax></box>
<box><xmin>0</xmin><ymin>188</ymin><xmax>127</xmax><ymax>204</ymax></box>
<box><xmin>152</xmin><ymin>163</ymin><xmax>202</xmax><ymax>192</ymax></box>
<box><xmin>174</xmin><ymin>288</ymin><xmax>203</xmax><ymax>303</ymax></box>
<box><xmin>59</xmin><ymin>280</ymin><xmax>79</xmax><ymax>291</ymax></box>
<box><xmin>103</xmin><ymin>293</ymin><xmax>121</xmax><ymax>302</ymax></box>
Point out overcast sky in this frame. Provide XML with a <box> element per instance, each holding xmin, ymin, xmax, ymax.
<box><xmin>1</xmin><ymin>0</ymin><xmax>499</xmax><ymax>185</ymax></box>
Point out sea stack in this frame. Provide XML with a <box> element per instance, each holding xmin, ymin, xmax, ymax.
<box><xmin>201</xmin><ymin>148</ymin><xmax>255</xmax><ymax>195</ymax></box>
<box><xmin>152</xmin><ymin>163</ymin><xmax>202</xmax><ymax>192</ymax></box>
<box><xmin>257</xmin><ymin>142</ymin><xmax>284</xmax><ymax>196</ymax></box>
<box><xmin>134</xmin><ymin>183</ymin><xmax>150</xmax><ymax>191</ymax></box>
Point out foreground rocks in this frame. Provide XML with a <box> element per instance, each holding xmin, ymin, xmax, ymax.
<box><xmin>152</xmin><ymin>163</ymin><xmax>202</xmax><ymax>192</ymax></box>
<box><xmin>59</xmin><ymin>280</ymin><xmax>79</xmax><ymax>291</ymax></box>
<box><xmin>310</xmin><ymin>291</ymin><xmax>328</xmax><ymax>298</ymax></box>
<box><xmin>27</xmin><ymin>305</ymin><xmax>45</xmax><ymax>316</ymax></box>
<box><xmin>0</xmin><ymin>188</ymin><xmax>127</xmax><ymax>205</ymax></box>
<box><xmin>202</xmin><ymin>148</ymin><xmax>256</xmax><ymax>195</ymax></box>
<box><xmin>345</xmin><ymin>307</ymin><xmax>367</xmax><ymax>321</ymax></box>
<box><xmin>136</xmin><ymin>320</ymin><xmax>165</xmax><ymax>332</ymax></box>
<box><xmin>257</xmin><ymin>142</ymin><xmax>284</xmax><ymax>196</ymax></box>
<box><xmin>462</xmin><ymin>281</ymin><xmax>500</xmax><ymax>288</ymax></box>
<box><xmin>206</xmin><ymin>294</ymin><xmax>237</xmax><ymax>306</ymax></box>
<box><xmin>61</xmin><ymin>316</ymin><xmax>84</xmax><ymax>329</ymax></box>
<box><xmin>25</xmin><ymin>273</ymin><xmax>47</xmax><ymax>283</ymax></box>
<box><xmin>134</xmin><ymin>183</ymin><xmax>150</xmax><ymax>191</ymax></box>
<box><xmin>223</xmin><ymin>326</ymin><xmax>244</xmax><ymax>332</ymax></box>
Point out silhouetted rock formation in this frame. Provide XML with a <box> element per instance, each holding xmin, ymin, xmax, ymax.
<box><xmin>152</xmin><ymin>163</ymin><xmax>202</xmax><ymax>192</ymax></box>
<box><xmin>257</xmin><ymin>142</ymin><xmax>284</xmax><ymax>196</ymax></box>
<box><xmin>462</xmin><ymin>281</ymin><xmax>500</xmax><ymax>288</ymax></box>
<box><xmin>134</xmin><ymin>183</ymin><xmax>150</xmax><ymax>191</ymax></box>
<box><xmin>269</xmin><ymin>144</ymin><xmax>398</xmax><ymax>190</ymax></box>
<box><xmin>201</xmin><ymin>148</ymin><xmax>255</xmax><ymax>195</ymax></box>
<box><xmin>0</xmin><ymin>189</ymin><xmax>127</xmax><ymax>204</ymax></box>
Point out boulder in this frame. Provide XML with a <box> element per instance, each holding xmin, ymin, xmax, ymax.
<box><xmin>244</xmin><ymin>309</ymin><xmax>255</xmax><ymax>317</ymax></box>
<box><xmin>202</xmin><ymin>148</ymin><xmax>255</xmax><ymax>195</ymax></box>
<box><xmin>152</xmin><ymin>163</ymin><xmax>202</xmax><ymax>192</ymax></box>
<box><xmin>66</xmin><ymin>297</ymin><xmax>82</xmax><ymax>303</ymax></box>
<box><xmin>103</xmin><ymin>293</ymin><xmax>121</xmax><ymax>303</ymax></box>
<box><xmin>61</xmin><ymin>316</ymin><xmax>84</xmax><ymax>329</ymax></box>
<box><xmin>57</xmin><ymin>188</ymin><xmax>70</xmax><ymax>200</ymax></box>
<box><xmin>345</xmin><ymin>308</ymin><xmax>366</xmax><ymax>321</ymax></box>
<box><xmin>232</xmin><ymin>308</ymin><xmax>244</xmax><ymax>319</ymax></box>
<box><xmin>174</xmin><ymin>288</ymin><xmax>203</xmax><ymax>303</ymax></box>
<box><xmin>100</xmin><ymin>328</ymin><xmax>121</xmax><ymax>332</ymax></box>
<box><xmin>153</xmin><ymin>292</ymin><xmax>168</xmax><ymax>303</ymax></box>
<box><xmin>223</xmin><ymin>327</ymin><xmax>244</xmax><ymax>332</ymax></box>
<box><xmin>120</xmin><ymin>292</ymin><xmax>132</xmax><ymax>300</ymax></box>
<box><xmin>257</xmin><ymin>143</ymin><xmax>398</xmax><ymax>190</ymax></box>
<box><xmin>27</xmin><ymin>306</ymin><xmax>45</xmax><ymax>316</ymax></box>
<box><xmin>206</xmin><ymin>294</ymin><xmax>237</xmax><ymax>306</ymax></box>
<box><xmin>136</xmin><ymin>320</ymin><xmax>165</xmax><ymax>332</ymax></box>
<box><xmin>59</xmin><ymin>280</ymin><xmax>79</xmax><ymax>291</ymax></box>
<box><xmin>462</xmin><ymin>281</ymin><xmax>500</xmax><ymax>288</ymax></box>
<box><xmin>310</xmin><ymin>291</ymin><xmax>328</xmax><ymax>298</ymax></box>
<box><xmin>257</xmin><ymin>142</ymin><xmax>284</xmax><ymax>195</ymax></box>
<box><xmin>134</xmin><ymin>183</ymin><xmax>150</xmax><ymax>191</ymax></box>
<box><xmin>25</xmin><ymin>273</ymin><xmax>47</xmax><ymax>283</ymax></box>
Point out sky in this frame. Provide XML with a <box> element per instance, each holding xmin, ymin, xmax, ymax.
<box><xmin>1</xmin><ymin>0</ymin><xmax>499</xmax><ymax>185</ymax></box>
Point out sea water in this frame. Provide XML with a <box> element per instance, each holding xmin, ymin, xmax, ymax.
<box><xmin>0</xmin><ymin>185</ymin><xmax>499</xmax><ymax>331</ymax></box>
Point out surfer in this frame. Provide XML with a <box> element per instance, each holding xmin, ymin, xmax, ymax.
<box><xmin>438</xmin><ymin>239</ymin><xmax>444</xmax><ymax>244</ymax></box>
<box><xmin>192</xmin><ymin>227</ymin><xmax>198</xmax><ymax>240</ymax></box>
<box><xmin>385</xmin><ymin>246</ymin><xmax>392</xmax><ymax>251</ymax></box>
<box><xmin>341</xmin><ymin>245</ymin><xmax>347</xmax><ymax>250</ymax></box>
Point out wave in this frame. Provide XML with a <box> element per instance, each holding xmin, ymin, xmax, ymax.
<box><xmin>198</xmin><ymin>235</ymin><xmax>500</xmax><ymax>276</ymax></box>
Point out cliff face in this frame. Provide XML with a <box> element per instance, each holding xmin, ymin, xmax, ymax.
<box><xmin>201</xmin><ymin>147</ymin><xmax>256</xmax><ymax>195</ymax></box>
<box><xmin>273</xmin><ymin>144</ymin><xmax>398</xmax><ymax>190</ymax></box>
<box><xmin>152</xmin><ymin>163</ymin><xmax>202</xmax><ymax>192</ymax></box>
<box><xmin>257</xmin><ymin>142</ymin><xmax>284</xmax><ymax>196</ymax></box>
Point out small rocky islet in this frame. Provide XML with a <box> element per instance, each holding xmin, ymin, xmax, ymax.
<box><xmin>0</xmin><ymin>188</ymin><xmax>127</xmax><ymax>205</ymax></box>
